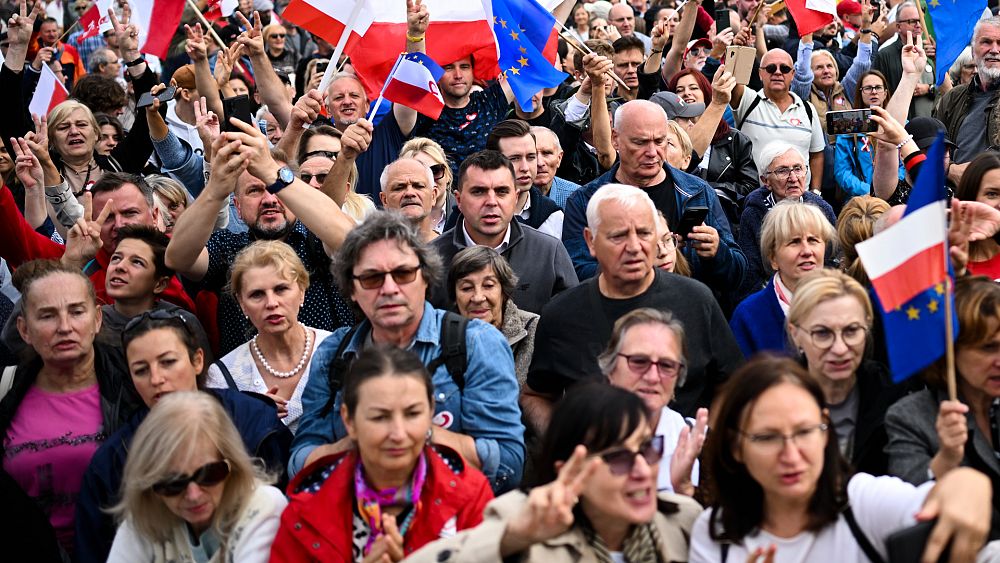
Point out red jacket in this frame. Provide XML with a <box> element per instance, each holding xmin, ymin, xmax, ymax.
<box><xmin>270</xmin><ymin>445</ymin><xmax>493</xmax><ymax>562</ymax></box>
<box><xmin>0</xmin><ymin>185</ymin><xmax>194</xmax><ymax>311</ymax></box>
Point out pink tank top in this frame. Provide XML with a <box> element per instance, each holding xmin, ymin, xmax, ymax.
<box><xmin>3</xmin><ymin>383</ymin><xmax>105</xmax><ymax>552</ymax></box>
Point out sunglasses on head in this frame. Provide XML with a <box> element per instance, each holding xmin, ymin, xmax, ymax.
<box><xmin>597</xmin><ymin>435</ymin><xmax>665</xmax><ymax>475</ymax></box>
<box><xmin>152</xmin><ymin>460</ymin><xmax>231</xmax><ymax>496</ymax></box>
<box><xmin>763</xmin><ymin>63</ymin><xmax>793</xmax><ymax>75</ymax></box>
<box><xmin>302</xmin><ymin>150</ymin><xmax>338</xmax><ymax>161</ymax></box>
<box><xmin>122</xmin><ymin>309</ymin><xmax>193</xmax><ymax>348</ymax></box>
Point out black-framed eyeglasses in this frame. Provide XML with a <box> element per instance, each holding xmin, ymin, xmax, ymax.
<box><xmin>302</xmin><ymin>150</ymin><xmax>338</xmax><ymax>161</ymax></box>
<box><xmin>860</xmin><ymin>85</ymin><xmax>885</xmax><ymax>93</ymax></box>
<box><xmin>121</xmin><ymin>309</ymin><xmax>193</xmax><ymax>348</ymax></box>
<box><xmin>617</xmin><ymin>353</ymin><xmax>684</xmax><ymax>379</ymax></box>
<box><xmin>762</xmin><ymin>63</ymin><xmax>793</xmax><ymax>75</ymax></box>
<box><xmin>300</xmin><ymin>172</ymin><xmax>328</xmax><ymax>184</ymax></box>
<box><xmin>269</xmin><ymin>33</ymin><xmax>286</xmax><ymax>39</ymax></box>
<box><xmin>795</xmin><ymin>323</ymin><xmax>868</xmax><ymax>349</ymax></box>
<box><xmin>596</xmin><ymin>435</ymin><xmax>665</xmax><ymax>475</ymax></box>
<box><xmin>152</xmin><ymin>460</ymin><xmax>231</xmax><ymax>496</ymax></box>
<box><xmin>430</xmin><ymin>163</ymin><xmax>447</xmax><ymax>181</ymax></box>
<box><xmin>897</xmin><ymin>18</ymin><xmax>922</xmax><ymax>26</ymax></box>
<box><xmin>352</xmin><ymin>266</ymin><xmax>420</xmax><ymax>290</ymax></box>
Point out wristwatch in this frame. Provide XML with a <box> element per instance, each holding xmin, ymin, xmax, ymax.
<box><xmin>266</xmin><ymin>166</ymin><xmax>295</xmax><ymax>195</ymax></box>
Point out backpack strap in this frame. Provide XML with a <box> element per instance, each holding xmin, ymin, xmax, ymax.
<box><xmin>426</xmin><ymin>312</ymin><xmax>469</xmax><ymax>391</ymax></box>
<box><xmin>212</xmin><ymin>360</ymin><xmax>238</xmax><ymax>391</ymax></box>
<box><xmin>319</xmin><ymin>324</ymin><xmax>363</xmax><ymax>417</ymax></box>
<box><xmin>720</xmin><ymin>542</ymin><xmax>729</xmax><ymax>563</ymax></box>
<box><xmin>801</xmin><ymin>94</ymin><xmax>814</xmax><ymax>125</ymax></box>
<box><xmin>0</xmin><ymin>365</ymin><xmax>16</xmax><ymax>402</ymax></box>
<box><xmin>736</xmin><ymin>94</ymin><xmax>763</xmax><ymax>130</ymax></box>
<box><xmin>844</xmin><ymin>505</ymin><xmax>886</xmax><ymax>563</ymax></box>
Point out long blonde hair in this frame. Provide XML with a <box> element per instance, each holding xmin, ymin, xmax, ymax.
<box><xmin>111</xmin><ymin>392</ymin><xmax>271</xmax><ymax>544</ymax></box>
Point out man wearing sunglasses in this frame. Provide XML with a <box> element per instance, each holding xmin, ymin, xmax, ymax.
<box><xmin>291</xmin><ymin>211</ymin><xmax>525</xmax><ymax>493</ymax></box>
<box><xmin>730</xmin><ymin>48</ymin><xmax>826</xmax><ymax>194</ymax></box>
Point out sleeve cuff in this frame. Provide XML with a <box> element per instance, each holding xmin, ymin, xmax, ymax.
<box><xmin>474</xmin><ymin>438</ymin><xmax>500</xmax><ymax>481</ymax></box>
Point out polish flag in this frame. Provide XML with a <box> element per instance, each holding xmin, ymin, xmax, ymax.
<box><xmin>204</xmin><ymin>0</ymin><xmax>238</xmax><ymax>21</ymax></box>
<box><xmin>126</xmin><ymin>0</ymin><xmax>187</xmax><ymax>60</ymax></box>
<box><xmin>75</xmin><ymin>0</ymin><xmax>114</xmax><ymax>44</ymax></box>
<box><xmin>382</xmin><ymin>52</ymin><xmax>446</xmax><ymax>119</ymax></box>
<box><xmin>786</xmin><ymin>0</ymin><xmax>835</xmax><ymax>36</ymax></box>
<box><xmin>29</xmin><ymin>64</ymin><xmax>69</xmax><ymax>118</ymax></box>
<box><xmin>283</xmin><ymin>0</ymin><xmax>562</xmax><ymax>101</ymax></box>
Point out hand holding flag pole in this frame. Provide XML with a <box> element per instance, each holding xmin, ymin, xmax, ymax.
<box><xmin>554</xmin><ymin>21</ymin><xmax>630</xmax><ymax>91</ymax></box>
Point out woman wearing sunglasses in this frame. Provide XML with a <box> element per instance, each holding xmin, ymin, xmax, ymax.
<box><xmin>74</xmin><ymin>309</ymin><xmax>292</xmax><ymax>563</ymax></box>
<box><xmin>205</xmin><ymin>241</ymin><xmax>332</xmax><ymax>434</ymax></box>
<box><xmin>408</xmin><ymin>382</ymin><xmax>702</xmax><ymax>562</ymax></box>
<box><xmin>690</xmin><ymin>355</ymin><xmax>992</xmax><ymax>563</ymax></box>
<box><xmin>599</xmin><ymin>308</ymin><xmax>706</xmax><ymax>495</ymax></box>
<box><xmin>270</xmin><ymin>345</ymin><xmax>494</xmax><ymax>562</ymax></box>
<box><xmin>107</xmin><ymin>391</ymin><xmax>286</xmax><ymax>562</ymax></box>
<box><xmin>1</xmin><ymin>260</ymin><xmax>139</xmax><ymax>560</ymax></box>
<box><xmin>787</xmin><ymin>269</ymin><xmax>903</xmax><ymax>476</ymax></box>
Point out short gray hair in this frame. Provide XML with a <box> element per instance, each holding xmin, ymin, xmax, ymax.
<box><xmin>447</xmin><ymin>246</ymin><xmax>519</xmax><ymax>303</ymax></box>
<box><xmin>379</xmin><ymin>157</ymin><xmax>435</xmax><ymax>191</ymax></box>
<box><xmin>529</xmin><ymin>125</ymin><xmax>561</xmax><ymax>151</ymax></box>
<box><xmin>597</xmin><ymin>308</ymin><xmax>689</xmax><ymax>388</ymax></box>
<box><xmin>585</xmin><ymin>183</ymin><xmax>657</xmax><ymax>232</ymax></box>
<box><xmin>974</xmin><ymin>16</ymin><xmax>1000</xmax><ymax>45</ymax></box>
<box><xmin>332</xmin><ymin>211</ymin><xmax>443</xmax><ymax>300</ymax></box>
<box><xmin>89</xmin><ymin>48</ymin><xmax>117</xmax><ymax>73</ymax></box>
<box><xmin>757</xmin><ymin>141</ymin><xmax>805</xmax><ymax>179</ymax></box>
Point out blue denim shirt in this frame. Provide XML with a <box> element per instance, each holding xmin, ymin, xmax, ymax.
<box><xmin>289</xmin><ymin>303</ymin><xmax>525</xmax><ymax>493</ymax></box>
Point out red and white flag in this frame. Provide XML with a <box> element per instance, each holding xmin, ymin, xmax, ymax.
<box><xmin>29</xmin><ymin>64</ymin><xmax>69</xmax><ymax>118</ymax></box>
<box><xmin>786</xmin><ymin>0</ymin><xmax>835</xmax><ymax>36</ymax></box>
<box><xmin>125</xmin><ymin>0</ymin><xmax>186</xmax><ymax>60</ymax></box>
<box><xmin>75</xmin><ymin>0</ymin><xmax>114</xmax><ymax>44</ymax></box>
<box><xmin>382</xmin><ymin>52</ymin><xmax>446</xmax><ymax>119</ymax></box>
<box><xmin>283</xmin><ymin>0</ymin><xmax>561</xmax><ymax>101</ymax></box>
<box><xmin>855</xmin><ymin>199</ymin><xmax>948</xmax><ymax>312</ymax></box>
<box><xmin>204</xmin><ymin>0</ymin><xmax>238</xmax><ymax>21</ymax></box>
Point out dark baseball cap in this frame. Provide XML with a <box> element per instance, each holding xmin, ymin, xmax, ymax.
<box><xmin>650</xmin><ymin>91</ymin><xmax>706</xmax><ymax>119</ymax></box>
<box><xmin>904</xmin><ymin>117</ymin><xmax>957</xmax><ymax>152</ymax></box>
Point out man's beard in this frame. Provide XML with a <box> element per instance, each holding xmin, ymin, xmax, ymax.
<box><xmin>977</xmin><ymin>57</ymin><xmax>1000</xmax><ymax>84</ymax></box>
<box><xmin>249</xmin><ymin>217</ymin><xmax>295</xmax><ymax>240</ymax></box>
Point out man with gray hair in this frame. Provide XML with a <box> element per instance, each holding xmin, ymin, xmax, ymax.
<box><xmin>562</xmin><ymin>99</ymin><xmax>746</xmax><ymax>296</ymax></box>
<box><xmin>937</xmin><ymin>16</ymin><xmax>1000</xmax><ymax>182</ymax></box>
<box><xmin>379</xmin><ymin>157</ymin><xmax>439</xmax><ymax>241</ymax></box>
<box><xmin>524</xmin><ymin>183</ymin><xmax>742</xmax><ymax>434</ymax></box>
<box><xmin>530</xmin><ymin>125</ymin><xmax>580</xmax><ymax>209</ymax></box>
<box><xmin>290</xmin><ymin>211</ymin><xmax>526</xmax><ymax>492</ymax></box>
<box><xmin>874</xmin><ymin>1</ymin><xmax>938</xmax><ymax>118</ymax></box>
<box><xmin>88</xmin><ymin>47</ymin><xmax>121</xmax><ymax>79</ymax></box>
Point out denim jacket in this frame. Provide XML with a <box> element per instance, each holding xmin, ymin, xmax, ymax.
<box><xmin>289</xmin><ymin>303</ymin><xmax>525</xmax><ymax>493</ymax></box>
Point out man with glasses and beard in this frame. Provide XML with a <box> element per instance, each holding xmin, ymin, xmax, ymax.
<box><xmin>730</xmin><ymin>48</ymin><xmax>826</xmax><ymax>194</ymax></box>
<box><xmin>937</xmin><ymin>17</ymin><xmax>1000</xmax><ymax>185</ymax></box>
<box><xmin>166</xmin><ymin>129</ymin><xmax>359</xmax><ymax>354</ymax></box>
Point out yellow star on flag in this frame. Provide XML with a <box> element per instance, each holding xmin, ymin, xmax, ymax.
<box><xmin>929</xmin><ymin>0</ymin><xmax>940</xmax><ymax>6</ymax></box>
<box><xmin>519</xmin><ymin>46</ymin><xmax>527</xmax><ymax>54</ymax></box>
<box><xmin>934</xmin><ymin>283</ymin><xmax>945</xmax><ymax>295</ymax></box>
<box><xmin>499</xmin><ymin>18</ymin><xmax>507</xmax><ymax>28</ymax></box>
<box><xmin>492</xmin><ymin>16</ymin><xmax>497</xmax><ymax>24</ymax></box>
<box><xmin>509</xmin><ymin>30</ymin><xmax>520</xmax><ymax>41</ymax></box>
<box><xmin>518</xmin><ymin>56</ymin><xmax>529</xmax><ymax>67</ymax></box>
<box><xmin>906</xmin><ymin>306</ymin><xmax>921</xmax><ymax>321</ymax></box>
<box><xmin>509</xmin><ymin>66</ymin><xmax>520</xmax><ymax>75</ymax></box>
<box><xmin>927</xmin><ymin>299</ymin><xmax>939</xmax><ymax>314</ymax></box>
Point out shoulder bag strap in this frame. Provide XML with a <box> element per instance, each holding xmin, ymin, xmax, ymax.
<box><xmin>212</xmin><ymin>360</ymin><xmax>238</xmax><ymax>391</ymax></box>
<box><xmin>844</xmin><ymin>505</ymin><xmax>887</xmax><ymax>563</ymax></box>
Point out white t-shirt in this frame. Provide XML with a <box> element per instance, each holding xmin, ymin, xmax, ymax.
<box><xmin>656</xmin><ymin>406</ymin><xmax>700</xmax><ymax>492</ymax></box>
<box><xmin>689</xmin><ymin>473</ymin><xmax>934</xmax><ymax>563</ymax></box>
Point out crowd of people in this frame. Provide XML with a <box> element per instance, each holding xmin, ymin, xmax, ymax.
<box><xmin>2</xmin><ymin>0</ymin><xmax>1000</xmax><ymax>560</ymax></box>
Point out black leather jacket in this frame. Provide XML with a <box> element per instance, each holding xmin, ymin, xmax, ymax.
<box><xmin>692</xmin><ymin>129</ymin><xmax>758</xmax><ymax>228</ymax></box>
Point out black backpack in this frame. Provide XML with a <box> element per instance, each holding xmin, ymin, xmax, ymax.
<box><xmin>319</xmin><ymin>312</ymin><xmax>469</xmax><ymax>417</ymax></box>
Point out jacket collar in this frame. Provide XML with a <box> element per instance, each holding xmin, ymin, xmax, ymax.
<box><xmin>342</xmin><ymin>303</ymin><xmax>441</xmax><ymax>357</ymax></box>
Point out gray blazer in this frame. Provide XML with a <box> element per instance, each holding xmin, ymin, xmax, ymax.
<box><xmin>885</xmin><ymin>387</ymin><xmax>1000</xmax><ymax>485</ymax></box>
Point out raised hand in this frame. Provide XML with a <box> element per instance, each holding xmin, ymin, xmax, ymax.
<box><xmin>670</xmin><ymin>407</ymin><xmax>708</xmax><ymax>496</ymax></box>
<box><xmin>194</xmin><ymin>97</ymin><xmax>221</xmax><ymax>161</ymax></box>
<box><xmin>650</xmin><ymin>20</ymin><xmax>670</xmax><ymax>53</ymax></box>
<box><xmin>11</xmin><ymin>137</ymin><xmax>43</xmax><ymax>190</ymax></box>
<box><xmin>406</xmin><ymin>0</ymin><xmax>428</xmax><ymax>36</ymax></box>
<box><xmin>235</xmin><ymin>11</ymin><xmax>265</xmax><ymax>57</ymax></box>
<box><xmin>339</xmin><ymin>119</ymin><xmax>374</xmax><ymax>161</ymax></box>
<box><xmin>31</xmin><ymin>47</ymin><xmax>55</xmax><ymax>71</ymax></box>
<box><xmin>222</xmin><ymin>116</ymin><xmax>278</xmax><ymax>181</ymax></box>
<box><xmin>934</xmin><ymin>400</ymin><xmax>969</xmax><ymax>473</ymax></box>
<box><xmin>290</xmin><ymin>89</ymin><xmax>323</xmax><ymax>129</ymax></box>
<box><xmin>582</xmin><ymin>52</ymin><xmax>613</xmax><ymax>90</ymax></box>
<box><xmin>109</xmin><ymin>3</ymin><xmax>140</xmax><ymax>57</ymax></box>
<box><xmin>214</xmin><ymin>41</ymin><xmax>244</xmax><ymax>90</ymax></box>
<box><xmin>25</xmin><ymin>114</ymin><xmax>50</xmax><ymax>163</ymax></box>
<box><xmin>185</xmin><ymin>23</ymin><xmax>208</xmax><ymax>62</ymax></box>
<box><xmin>7</xmin><ymin>0</ymin><xmax>43</xmax><ymax>48</ymax></box>
<box><xmin>901</xmin><ymin>31</ymin><xmax>927</xmax><ymax>77</ymax></box>
<box><xmin>63</xmin><ymin>192</ymin><xmax>112</xmax><ymax>267</ymax></box>
<box><xmin>954</xmin><ymin>200</ymin><xmax>1000</xmax><ymax>243</ymax></box>
<box><xmin>711</xmin><ymin>67</ymin><xmax>736</xmax><ymax>106</ymax></box>
<box><xmin>206</xmin><ymin>133</ymin><xmax>248</xmax><ymax>197</ymax></box>
<box><xmin>866</xmin><ymin>106</ymin><xmax>910</xmax><ymax>146</ymax></box>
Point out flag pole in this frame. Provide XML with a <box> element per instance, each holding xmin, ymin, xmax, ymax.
<box><xmin>184</xmin><ymin>0</ymin><xmax>247</xmax><ymax>75</ymax></box>
<box><xmin>555</xmin><ymin>27</ymin><xmax>631</xmax><ymax>91</ymax></box>
<box><xmin>944</xmin><ymin>274</ymin><xmax>956</xmax><ymax>401</ymax></box>
<box><xmin>366</xmin><ymin>52</ymin><xmax>402</xmax><ymax>121</ymax></box>
<box><xmin>59</xmin><ymin>18</ymin><xmax>81</xmax><ymax>44</ymax></box>
<box><xmin>318</xmin><ymin>0</ymin><xmax>366</xmax><ymax>95</ymax></box>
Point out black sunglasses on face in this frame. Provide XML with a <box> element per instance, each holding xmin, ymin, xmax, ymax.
<box><xmin>763</xmin><ymin>63</ymin><xmax>793</xmax><ymax>75</ymax></box>
<box><xmin>352</xmin><ymin>266</ymin><xmax>420</xmax><ymax>290</ymax></box>
<box><xmin>430</xmin><ymin>163</ymin><xmax>446</xmax><ymax>181</ymax></box>
<box><xmin>300</xmin><ymin>172</ymin><xmax>328</xmax><ymax>184</ymax></box>
<box><xmin>121</xmin><ymin>309</ymin><xmax>193</xmax><ymax>348</ymax></box>
<box><xmin>597</xmin><ymin>435</ymin><xmax>665</xmax><ymax>475</ymax></box>
<box><xmin>152</xmin><ymin>460</ymin><xmax>231</xmax><ymax>496</ymax></box>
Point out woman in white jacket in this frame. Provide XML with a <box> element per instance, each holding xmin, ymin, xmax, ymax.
<box><xmin>107</xmin><ymin>391</ymin><xmax>286</xmax><ymax>563</ymax></box>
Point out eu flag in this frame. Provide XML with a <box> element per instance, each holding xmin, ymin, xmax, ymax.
<box><xmin>484</xmin><ymin>0</ymin><xmax>567</xmax><ymax>112</ymax></box>
<box><xmin>927</xmin><ymin>0</ymin><xmax>988</xmax><ymax>85</ymax></box>
<box><xmin>877</xmin><ymin>134</ymin><xmax>957</xmax><ymax>383</ymax></box>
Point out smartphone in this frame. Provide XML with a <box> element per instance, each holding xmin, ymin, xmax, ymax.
<box><xmin>136</xmin><ymin>86</ymin><xmax>177</xmax><ymax>109</ymax></box>
<box><xmin>715</xmin><ymin>7</ymin><xmax>731</xmax><ymax>32</ymax></box>
<box><xmin>886</xmin><ymin>520</ymin><xmax>950</xmax><ymax>563</ymax></box>
<box><xmin>222</xmin><ymin>94</ymin><xmax>253</xmax><ymax>133</ymax></box>
<box><xmin>676</xmin><ymin>206</ymin><xmax>710</xmax><ymax>240</ymax></box>
<box><xmin>314</xmin><ymin>61</ymin><xmax>329</xmax><ymax>74</ymax></box>
<box><xmin>826</xmin><ymin>109</ymin><xmax>878</xmax><ymax>136</ymax></box>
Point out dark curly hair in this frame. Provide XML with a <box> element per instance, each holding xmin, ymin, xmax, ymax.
<box><xmin>71</xmin><ymin>74</ymin><xmax>128</xmax><ymax>115</ymax></box>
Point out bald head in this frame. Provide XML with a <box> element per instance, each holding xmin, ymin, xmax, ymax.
<box><xmin>759</xmin><ymin>49</ymin><xmax>794</xmax><ymax>97</ymax></box>
<box><xmin>614</xmin><ymin>99</ymin><xmax>668</xmax><ymax>132</ymax></box>
<box><xmin>608</xmin><ymin>3</ymin><xmax>636</xmax><ymax>36</ymax></box>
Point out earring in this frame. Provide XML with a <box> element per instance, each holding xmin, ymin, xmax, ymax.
<box><xmin>426</xmin><ymin>427</ymin><xmax>433</xmax><ymax>442</ymax></box>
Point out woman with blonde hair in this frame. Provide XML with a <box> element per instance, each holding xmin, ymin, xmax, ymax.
<box><xmin>108</xmin><ymin>391</ymin><xmax>287</xmax><ymax>562</ymax></box>
<box><xmin>664</xmin><ymin>120</ymin><xmax>693</xmax><ymax>172</ymax></box>
<box><xmin>837</xmin><ymin>195</ymin><xmax>889</xmax><ymax>286</ymax></box>
<box><xmin>205</xmin><ymin>241</ymin><xmax>332</xmax><ymax>433</ymax></box>
<box><xmin>400</xmin><ymin>137</ymin><xmax>455</xmax><ymax>234</ymax></box>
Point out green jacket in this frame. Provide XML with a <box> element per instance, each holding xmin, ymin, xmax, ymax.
<box><xmin>935</xmin><ymin>78</ymin><xmax>1000</xmax><ymax>154</ymax></box>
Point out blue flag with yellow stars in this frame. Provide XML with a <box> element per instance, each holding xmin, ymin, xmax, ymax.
<box><xmin>874</xmin><ymin>283</ymin><xmax>958</xmax><ymax>383</ymax></box>
<box><xmin>926</xmin><ymin>0</ymin><xmax>988</xmax><ymax>85</ymax></box>
<box><xmin>485</xmin><ymin>0</ymin><xmax>567</xmax><ymax>112</ymax></box>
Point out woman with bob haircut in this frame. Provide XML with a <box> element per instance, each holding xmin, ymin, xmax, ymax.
<box><xmin>787</xmin><ymin>269</ymin><xmax>904</xmax><ymax>475</ymax></box>
<box><xmin>107</xmin><ymin>391</ymin><xmax>287</xmax><ymax>562</ymax></box>
<box><xmin>448</xmin><ymin>246</ymin><xmax>538</xmax><ymax>385</ymax></box>
<box><xmin>730</xmin><ymin>199</ymin><xmax>837</xmax><ymax>357</ymax></box>
<box><xmin>886</xmin><ymin>277</ymin><xmax>1000</xmax><ymax>510</ymax></box>
<box><xmin>599</xmin><ymin>308</ymin><xmax>707</xmax><ymax>494</ymax></box>
<box><xmin>690</xmin><ymin>355</ymin><xmax>993</xmax><ymax>563</ymax></box>
<box><xmin>205</xmin><ymin>241</ymin><xmax>333</xmax><ymax>434</ymax></box>
<box><xmin>408</xmin><ymin>382</ymin><xmax>702</xmax><ymax>562</ymax></box>
<box><xmin>954</xmin><ymin>153</ymin><xmax>1000</xmax><ymax>279</ymax></box>
<box><xmin>270</xmin><ymin>345</ymin><xmax>493</xmax><ymax>561</ymax></box>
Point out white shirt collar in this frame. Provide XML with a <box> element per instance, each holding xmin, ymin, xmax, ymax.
<box><xmin>462</xmin><ymin>220</ymin><xmax>511</xmax><ymax>252</ymax></box>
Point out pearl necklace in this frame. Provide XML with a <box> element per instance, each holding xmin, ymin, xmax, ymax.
<box><xmin>251</xmin><ymin>324</ymin><xmax>312</xmax><ymax>378</ymax></box>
